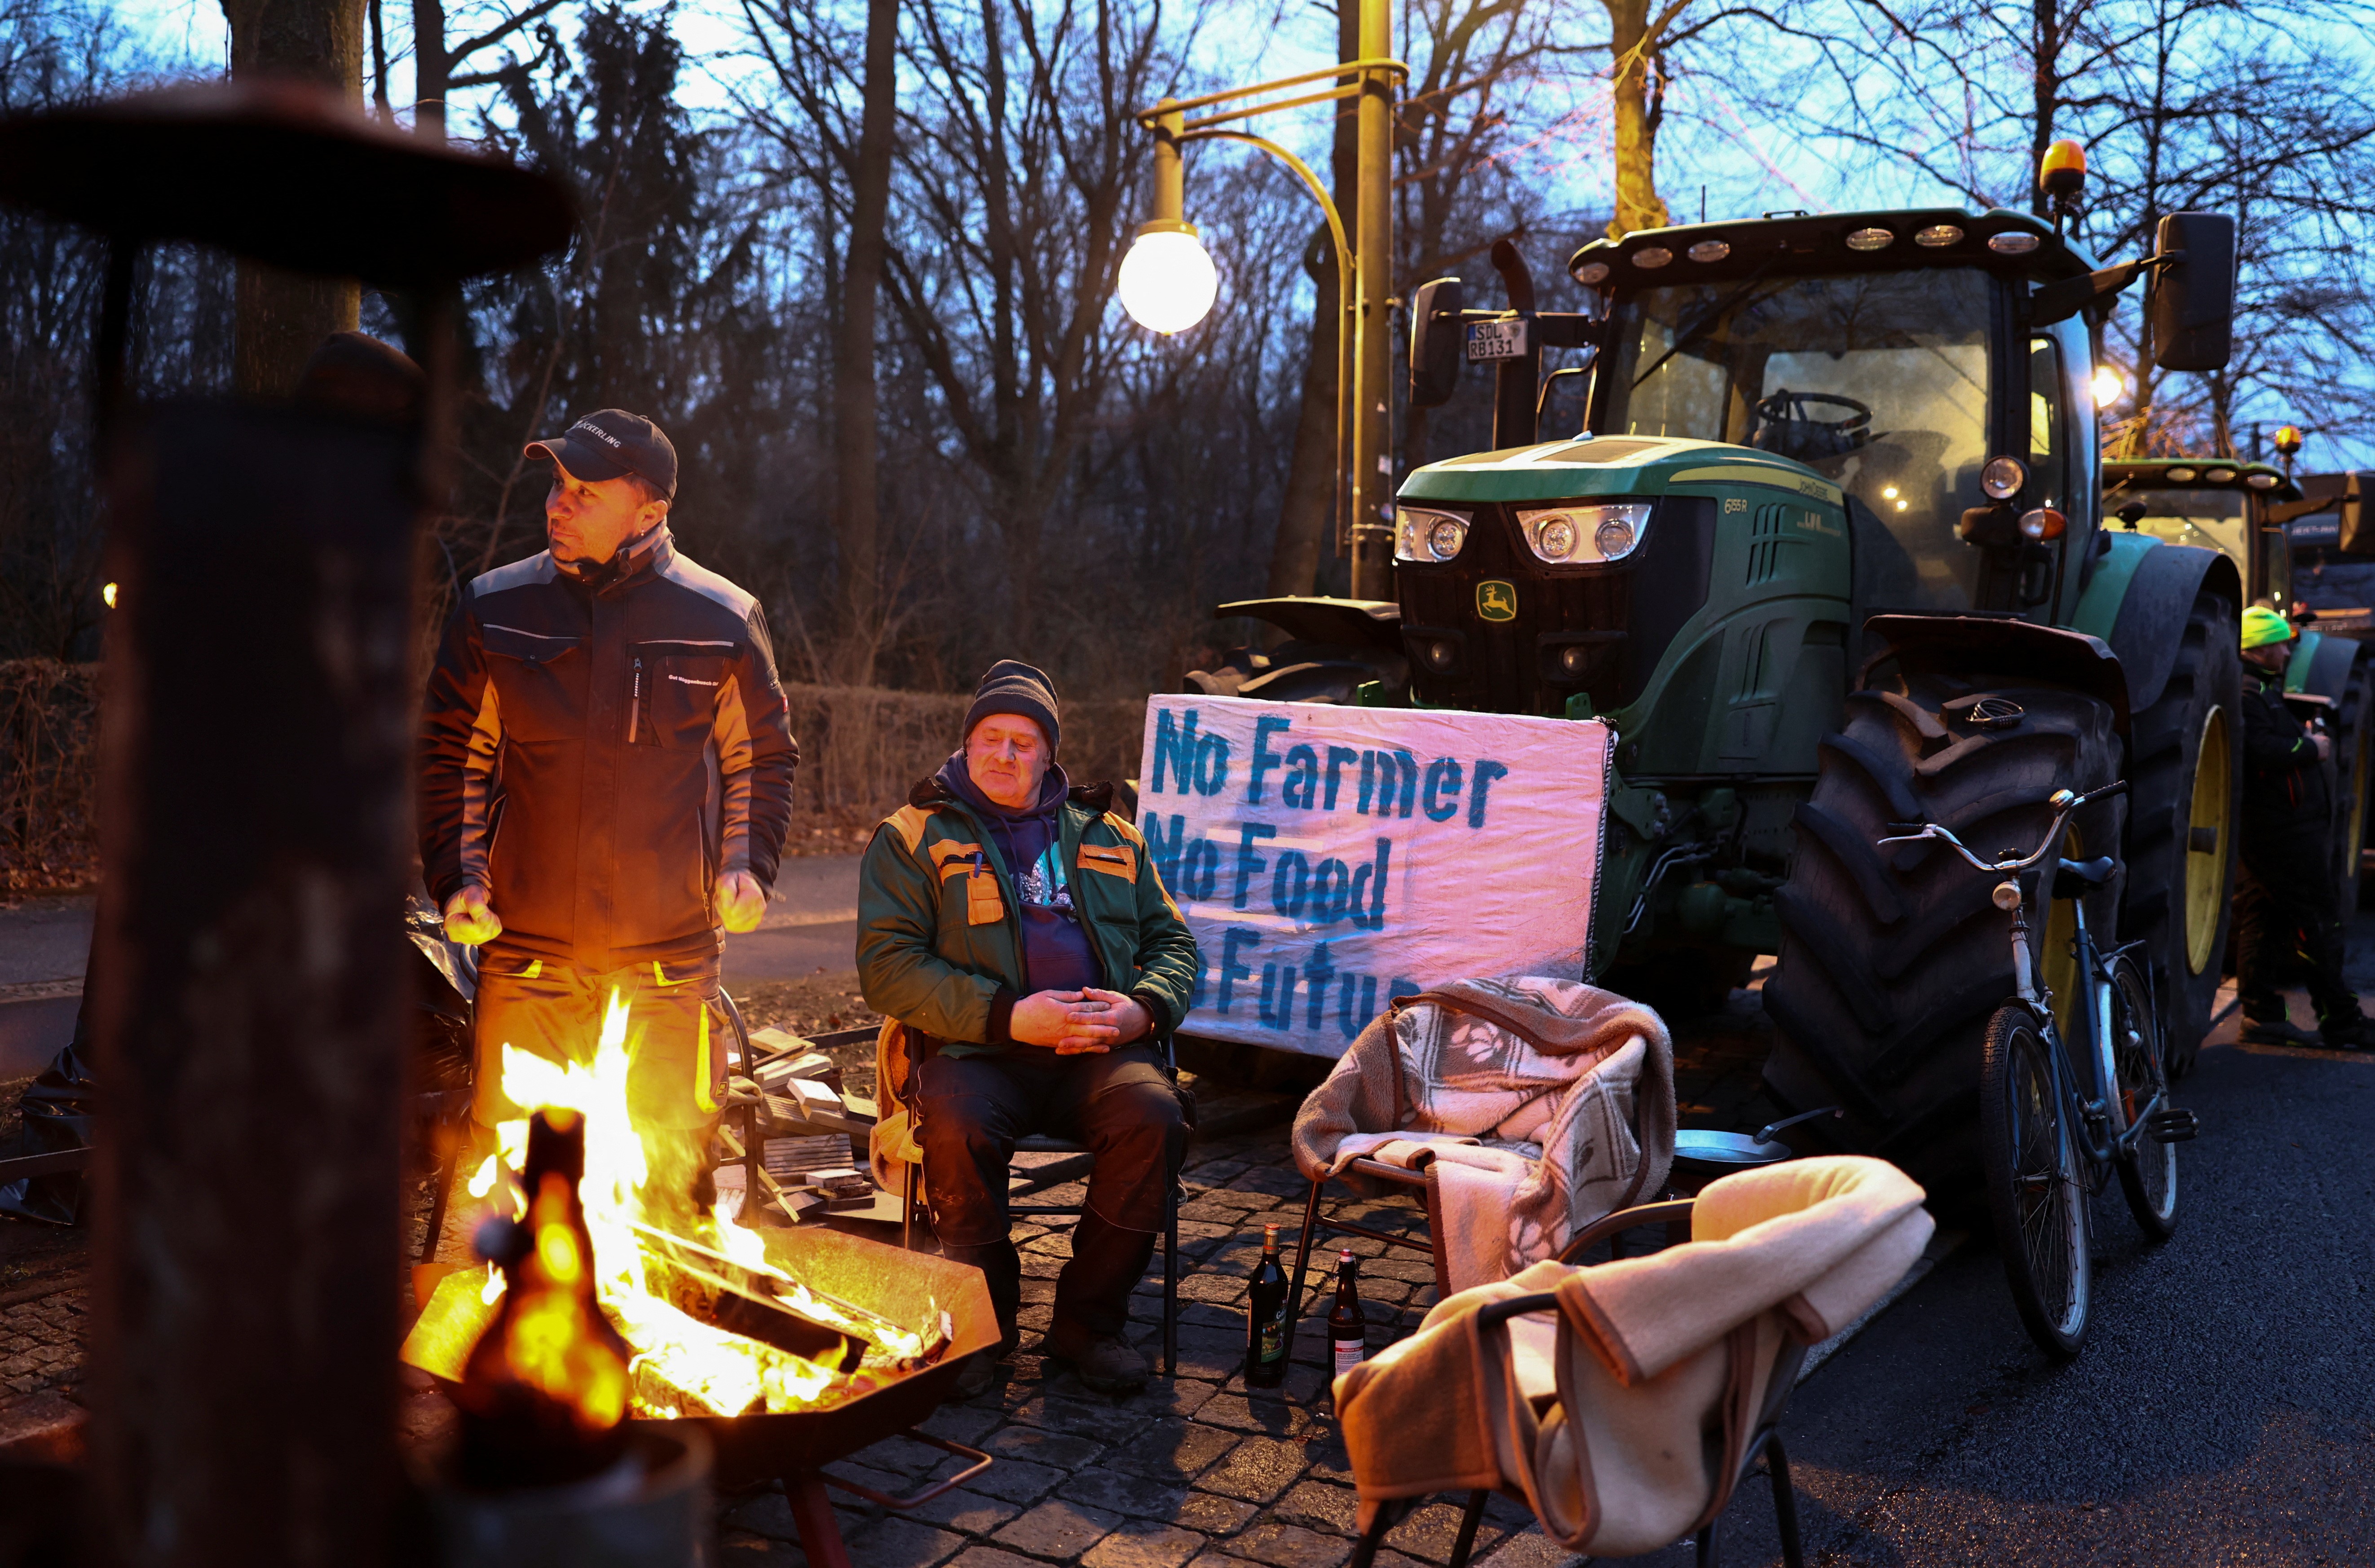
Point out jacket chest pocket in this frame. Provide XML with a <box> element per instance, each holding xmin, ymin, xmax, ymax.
<box><xmin>1073</xmin><ymin>841</ymin><xmax>1139</xmax><ymax>924</ymax></box>
<box><xmin>482</xmin><ymin>624</ymin><xmax>587</xmax><ymax>741</ymax></box>
<box><xmin>631</xmin><ymin>643</ymin><xmax>735</xmax><ymax>749</ymax></box>
<box><xmin>930</xmin><ymin>840</ymin><xmax>1007</xmax><ymax>926</ymax></box>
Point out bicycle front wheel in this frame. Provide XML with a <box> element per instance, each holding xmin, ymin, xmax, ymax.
<box><xmin>1979</xmin><ymin>1001</ymin><xmax>2092</xmax><ymax>1357</ymax></box>
<box><xmin>2109</xmin><ymin>953</ymin><xmax>2179</xmax><ymax>1239</ymax></box>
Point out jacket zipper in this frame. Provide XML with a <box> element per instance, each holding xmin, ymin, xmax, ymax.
<box><xmin>630</xmin><ymin>657</ymin><xmax>642</xmax><ymax>743</ymax></box>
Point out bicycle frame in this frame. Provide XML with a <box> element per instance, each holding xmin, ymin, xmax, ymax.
<box><xmin>1876</xmin><ymin>784</ymin><xmax>2168</xmax><ymax>1175</ymax></box>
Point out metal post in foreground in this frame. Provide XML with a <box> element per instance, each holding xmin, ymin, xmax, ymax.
<box><xmin>90</xmin><ymin>405</ymin><xmax>423</xmax><ymax>1568</ymax></box>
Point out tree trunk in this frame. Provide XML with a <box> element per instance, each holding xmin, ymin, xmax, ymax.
<box><xmin>1605</xmin><ymin>0</ymin><xmax>1669</xmax><ymax>236</ymax></box>
<box><xmin>1270</xmin><ymin>228</ymin><xmax>1339</xmax><ymax>599</ymax></box>
<box><xmin>411</xmin><ymin>0</ymin><xmax>446</xmax><ymax>139</ymax></box>
<box><xmin>221</xmin><ymin>0</ymin><xmax>364</xmax><ymax>395</ymax></box>
<box><xmin>833</xmin><ymin>0</ymin><xmax>897</xmax><ymax>680</ymax></box>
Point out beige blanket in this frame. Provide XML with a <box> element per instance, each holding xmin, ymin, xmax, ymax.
<box><xmin>1336</xmin><ymin>1155</ymin><xmax>1934</xmax><ymax>1556</ymax></box>
<box><xmin>1292</xmin><ymin>977</ymin><xmax>1676</xmax><ymax>1287</ymax></box>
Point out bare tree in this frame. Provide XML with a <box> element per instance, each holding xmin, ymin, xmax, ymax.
<box><xmin>218</xmin><ymin>0</ymin><xmax>363</xmax><ymax>392</ymax></box>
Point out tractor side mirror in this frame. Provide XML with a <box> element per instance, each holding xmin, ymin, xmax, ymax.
<box><xmin>2149</xmin><ymin>211</ymin><xmax>2235</xmax><ymax>372</ymax></box>
<box><xmin>1409</xmin><ymin>276</ymin><xmax>1464</xmax><ymax>409</ymax></box>
<box><xmin>2328</xmin><ymin>474</ymin><xmax>2375</xmax><ymax>555</ymax></box>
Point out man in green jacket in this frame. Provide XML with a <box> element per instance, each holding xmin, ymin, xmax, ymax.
<box><xmin>859</xmin><ymin>662</ymin><xmax>1199</xmax><ymax>1394</ymax></box>
<box><xmin>2234</xmin><ymin>606</ymin><xmax>2369</xmax><ymax>1047</ymax></box>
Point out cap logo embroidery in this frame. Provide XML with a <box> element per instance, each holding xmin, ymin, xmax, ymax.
<box><xmin>572</xmin><ymin>419</ymin><xmax>625</xmax><ymax>448</ymax></box>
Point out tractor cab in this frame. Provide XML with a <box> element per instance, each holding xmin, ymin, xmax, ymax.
<box><xmin>1376</xmin><ymin>202</ymin><xmax>2234</xmax><ymax>720</ymax></box>
<box><xmin>2101</xmin><ymin>457</ymin><xmax>2299</xmax><ymax>614</ymax></box>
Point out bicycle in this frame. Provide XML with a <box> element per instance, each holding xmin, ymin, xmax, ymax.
<box><xmin>1878</xmin><ymin>781</ymin><xmax>2199</xmax><ymax>1357</ymax></box>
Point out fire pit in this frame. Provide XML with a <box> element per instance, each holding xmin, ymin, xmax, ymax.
<box><xmin>402</xmin><ymin>997</ymin><xmax>998</xmax><ymax>1568</ymax></box>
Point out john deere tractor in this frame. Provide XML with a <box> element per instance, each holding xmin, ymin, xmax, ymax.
<box><xmin>2105</xmin><ymin>459</ymin><xmax>2375</xmax><ymax>909</ymax></box>
<box><xmin>1190</xmin><ymin>170</ymin><xmax>2244</xmax><ymax>1187</ymax></box>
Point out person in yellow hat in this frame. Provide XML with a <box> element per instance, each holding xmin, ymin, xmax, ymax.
<box><xmin>2234</xmin><ymin>606</ymin><xmax>2369</xmax><ymax>1048</ymax></box>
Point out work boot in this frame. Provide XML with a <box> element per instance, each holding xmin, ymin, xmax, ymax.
<box><xmin>1042</xmin><ymin>1330</ymin><xmax>1152</xmax><ymax>1394</ymax></box>
<box><xmin>946</xmin><ymin>1321</ymin><xmax>1023</xmax><ymax>1402</ymax></box>
<box><xmin>2242</xmin><ymin>1015</ymin><xmax>2321</xmax><ymax>1047</ymax></box>
<box><xmin>2319</xmin><ymin>1014</ymin><xmax>2375</xmax><ymax>1051</ymax></box>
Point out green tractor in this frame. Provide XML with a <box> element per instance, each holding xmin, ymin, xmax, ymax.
<box><xmin>2105</xmin><ymin>459</ymin><xmax>2375</xmax><ymax>910</ymax></box>
<box><xmin>1191</xmin><ymin>194</ymin><xmax>2243</xmax><ymax>1187</ymax></box>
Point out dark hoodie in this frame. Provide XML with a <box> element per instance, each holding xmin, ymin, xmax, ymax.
<box><xmin>934</xmin><ymin>751</ymin><xmax>1105</xmax><ymax>995</ymax></box>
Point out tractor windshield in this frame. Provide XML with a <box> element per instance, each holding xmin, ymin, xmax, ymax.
<box><xmin>1598</xmin><ymin>268</ymin><xmax>1996</xmax><ymax>610</ymax></box>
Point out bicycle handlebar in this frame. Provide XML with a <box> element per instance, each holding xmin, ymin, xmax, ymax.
<box><xmin>1875</xmin><ymin>780</ymin><xmax>2128</xmax><ymax>872</ymax></box>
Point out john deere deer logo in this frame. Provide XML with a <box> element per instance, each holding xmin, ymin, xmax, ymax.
<box><xmin>1476</xmin><ymin>580</ymin><xmax>1517</xmax><ymax>622</ymax></box>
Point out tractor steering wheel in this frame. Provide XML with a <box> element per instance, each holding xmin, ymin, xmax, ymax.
<box><xmin>1750</xmin><ymin>389</ymin><xmax>1876</xmax><ymax>463</ymax></box>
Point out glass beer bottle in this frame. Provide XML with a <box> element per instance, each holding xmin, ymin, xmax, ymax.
<box><xmin>455</xmin><ymin>1108</ymin><xmax>635</xmax><ymax>1488</ymax></box>
<box><xmin>1245</xmin><ymin>1222</ymin><xmax>1290</xmax><ymax>1387</ymax></box>
<box><xmin>1327</xmin><ymin>1249</ymin><xmax>1366</xmax><ymax>1379</ymax></box>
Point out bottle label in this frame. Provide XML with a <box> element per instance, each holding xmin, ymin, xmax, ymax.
<box><xmin>1333</xmin><ymin>1338</ymin><xmax>1364</xmax><ymax>1377</ymax></box>
<box><xmin>1258</xmin><ymin>1313</ymin><xmax>1286</xmax><ymax>1363</ymax></box>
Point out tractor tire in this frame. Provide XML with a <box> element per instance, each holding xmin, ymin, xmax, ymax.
<box><xmin>2329</xmin><ymin>647</ymin><xmax>2372</xmax><ymax>912</ymax></box>
<box><xmin>1761</xmin><ymin>670</ymin><xmax>2124</xmax><ymax>1204</ymax></box>
<box><xmin>2118</xmin><ymin>590</ymin><xmax>2241</xmax><ymax>1079</ymax></box>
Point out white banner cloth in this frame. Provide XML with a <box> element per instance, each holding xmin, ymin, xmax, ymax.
<box><xmin>1135</xmin><ymin>694</ymin><xmax>1612</xmax><ymax>1058</ymax></box>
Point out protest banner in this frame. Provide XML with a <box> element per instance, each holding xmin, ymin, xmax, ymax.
<box><xmin>1137</xmin><ymin>694</ymin><xmax>1614</xmax><ymax>1058</ymax></box>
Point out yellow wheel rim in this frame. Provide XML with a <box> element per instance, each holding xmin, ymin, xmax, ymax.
<box><xmin>2185</xmin><ymin>706</ymin><xmax>2233</xmax><ymax>975</ymax></box>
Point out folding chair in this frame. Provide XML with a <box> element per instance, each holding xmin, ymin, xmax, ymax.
<box><xmin>1344</xmin><ymin>1197</ymin><xmax>1809</xmax><ymax>1568</ymax></box>
<box><xmin>891</xmin><ymin>1036</ymin><xmax>1183</xmax><ymax>1377</ymax></box>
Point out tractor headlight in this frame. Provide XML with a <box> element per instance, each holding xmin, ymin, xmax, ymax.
<box><xmin>1517</xmin><ymin>503</ymin><xmax>1652</xmax><ymax>565</ymax></box>
<box><xmin>1981</xmin><ymin>456</ymin><xmax>2027</xmax><ymax>500</ymax></box>
<box><xmin>1396</xmin><ymin>507</ymin><xmax>1471</xmax><ymax>563</ymax></box>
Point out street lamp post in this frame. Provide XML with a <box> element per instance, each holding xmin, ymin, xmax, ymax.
<box><xmin>1118</xmin><ymin>23</ymin><xmax>1406</xmax><ymax>601</ymax></box>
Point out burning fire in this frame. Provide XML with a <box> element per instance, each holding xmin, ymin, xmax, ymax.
<box><xmin>469</xmin><ymin>991</ymin><xmax>926</xmax><ymax>1418</ymax></box>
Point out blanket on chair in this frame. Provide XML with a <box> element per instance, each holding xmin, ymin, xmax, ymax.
<box><xmin>1289</xmin><ymin>976</ymin><xmax>1676</xmax><ymax>1289</ymax></box>
<box><xmin>1337</xmin><ymin>1155</ymin><xmax>1934</xmax><ymax>1555</ymax></box>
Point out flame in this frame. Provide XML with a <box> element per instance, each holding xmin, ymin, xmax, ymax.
<box><xmin>479</xmin><ymin>1261</ymin><xmax>506</xmax><ymax>1305</ymax></box>
<box><xmin>487</xmin><ymin>991</ymin><xmax>870</xmax><ymax>1417</ymax></box>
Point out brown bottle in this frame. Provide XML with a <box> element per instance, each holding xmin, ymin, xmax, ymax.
<box><xmin>1327</xmin><ymin>1249</ymin><xmax>1366</xmax><ymax>1379</ymax></box>
<box><xmin>454</xmin><ymin>1108</ymin><xmax>636</xmax><ymax>1488</ymax></box>
<box><xmin>1245</xmin><ymin>1223</ymin><xmax>1290</xmax><ymax>1387</ymax></box>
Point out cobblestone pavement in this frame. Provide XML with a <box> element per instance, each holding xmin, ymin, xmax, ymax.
<box><xmin>3</xmin><ymin>980</ymin><xmax>1788</xmax><ymax>1568</ymax></box>
<box><xmin>710</xmin><ymin>979</ymin><xmax>1780</xmax><ymax>1568</ymax></box>
<box><xmin>714</xmin><ymin>1120</ymin><xmax>1569</xmax><ymax>1568</ymax></box>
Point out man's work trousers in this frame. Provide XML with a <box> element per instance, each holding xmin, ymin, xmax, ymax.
<box><xmin>471</xmin><ymin>947</ymin><xmax>727</xmax><ymax>1132</ymax></box>
<box><xmin>914</xmin><ymin>1044</ymin><xmax>1186</xmax><ymax>1349</ymax></box>
<box><xmin>2235</xmin><ymin>825</ymin><xmax>2359</xmax><ymax>1028</ymax></box>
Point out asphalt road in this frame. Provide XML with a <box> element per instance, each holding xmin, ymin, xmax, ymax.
<box><xmin>1612</xmin><ymin>933</ymin><xmax>2375</xmax><ymax>1567</ymax></box>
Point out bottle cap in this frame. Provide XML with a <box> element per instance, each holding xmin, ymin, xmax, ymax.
<box><xmin>1340</xmin><ymin>1248</ymin><xmax>1355</xmax><ymax>1262</ymax></box>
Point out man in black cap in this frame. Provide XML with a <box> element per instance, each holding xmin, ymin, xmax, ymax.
<box><xmin>419</xmin><ymin>410</ymin><xmax>800</xmax><ymax>1155</ymax></box>
<box><xmin>858</xmin><ymin>661</ymin><xmax>1199</xmax><ymax>1395</ymax></box>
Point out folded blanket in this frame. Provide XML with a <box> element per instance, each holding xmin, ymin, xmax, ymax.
<box><xmin>1337</xmin><ymin>1156</ymin><xmax>1934</xmax><ymax>1556</ymax></box>
<box><xmin>1293</xmin><ymin>977</ymin><xmax>1676</xmax><ymax>1282</ymax></box>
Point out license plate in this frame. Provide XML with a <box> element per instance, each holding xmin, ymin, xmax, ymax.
<box><xmin>1465</xmin><ymin>319</ymin><xmax>1529</xmax><ymax>362</ymax></box>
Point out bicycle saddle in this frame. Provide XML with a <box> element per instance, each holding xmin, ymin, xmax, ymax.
<box><xmin>2052</xmin><ymin>855</ymin><xmax>2118</xmax><ymax>896</ymax></box>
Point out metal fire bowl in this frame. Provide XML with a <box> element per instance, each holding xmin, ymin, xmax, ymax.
<box><xmin>641</xmin><ymin>1225</ymin><xmax>998</xmax><ymax>1487</ymax></box>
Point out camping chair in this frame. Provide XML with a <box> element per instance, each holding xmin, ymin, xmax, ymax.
<box><xmin>1344</xmin><ymin>1157</ymin><xmax>1929</xmax><ymax>1568</ymax></box>
<box><xmin>887</xmin><ymin>1031</ymin><xmax>1183</xmax><ymax>1377</ymax></box>
<box><xmin>1346</xmin><ymin>1197</ymin><xmax>1808</xmax><ymax>1568</ymax></box>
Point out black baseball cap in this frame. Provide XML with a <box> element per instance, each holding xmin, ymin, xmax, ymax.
<box><xmin>525</xmin><ymin>410</ymin><xmax>677</xmax><ymax>499</ymax></box>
